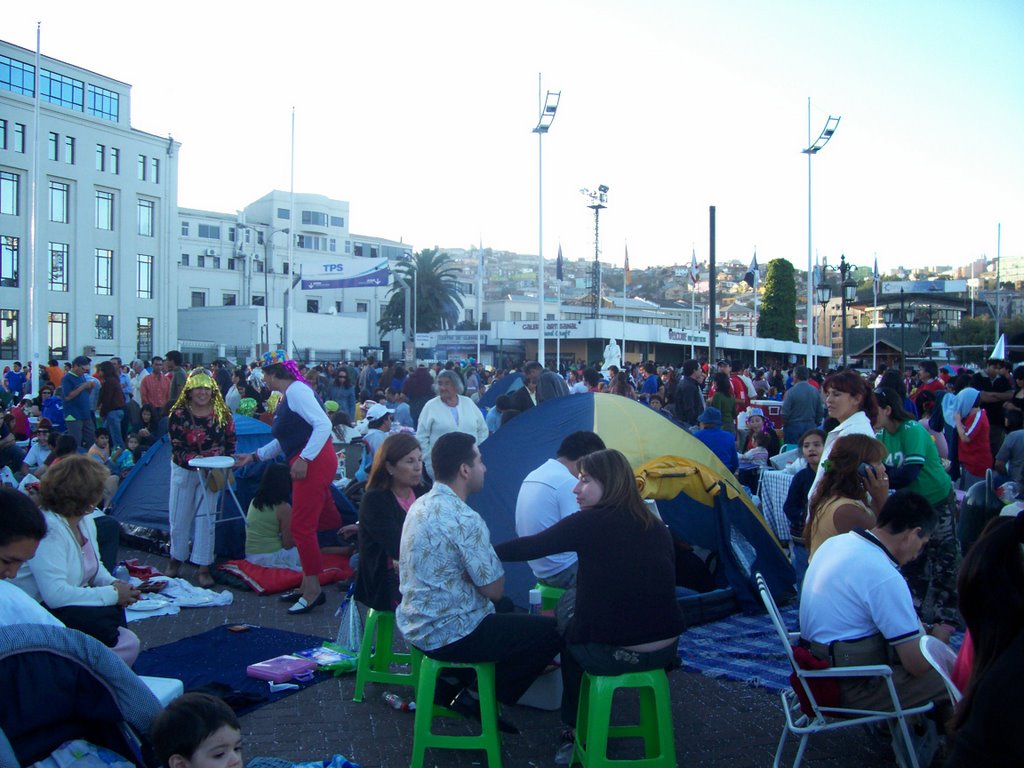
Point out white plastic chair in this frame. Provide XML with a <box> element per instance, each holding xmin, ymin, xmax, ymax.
<box><xmin>919</xmin><ymin>634</ymin><xmax>962</xmax><ymax>704</ymax></box>
<box><xmin>756</xmin><ymin>572</ymin><xmax>934</xmax><ymax>768</ymax></box>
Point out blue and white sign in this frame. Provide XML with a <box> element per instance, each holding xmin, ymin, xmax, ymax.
<box><xmin>299</xmin><ymin>257</ymin><xmax>390</xmax><ymax>289</ymax></box>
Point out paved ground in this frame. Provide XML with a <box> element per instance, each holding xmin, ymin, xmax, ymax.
<box><xmin>126</xmin><ymin>547</ymin><xmax>901</xmax><ymax>767</ymax></box>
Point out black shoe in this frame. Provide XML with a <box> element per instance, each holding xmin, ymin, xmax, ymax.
<box><xmin>287</xmin><ymin>591</ymin><xmax>326</xmax><ymax>614</ymax></box>
<box><xmin>446</xmin><ymin>690</ymin><xmax>519</xmax><ymax>734</ymax></box>
<box><xmin>278</xmin><ymin>589</ymin><xmax>302</xmax><ymax>603</ymax></box>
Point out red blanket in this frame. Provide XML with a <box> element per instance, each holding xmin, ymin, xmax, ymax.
<box><xmin>218</xmin><ymin>554</ymin><xmax>352</xmax><ymax>595</ymax></box>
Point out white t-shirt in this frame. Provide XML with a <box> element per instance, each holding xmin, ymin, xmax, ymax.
<box><xmin>570</xmin><ymin>382</ymin><xmax>589</xmax><ymax>395</ymax></box>
<box><xmin>800</xmin><ymin>529</ymin><xmax>921</xmax><ymax>646</ymax></box>
<box><xmin>22</xmin><ymin>440</ymin><xmax>51</xmax><ymax>469</ymax></box>
<box><xmin>514</xmin><ymin>458</ymin><xmax>580</xmax><ymax>579</ymax></box>
<box><xmin>0</xmin><ymin>579</ymin><xmax>64</xmax><ymax>628</ymax></box>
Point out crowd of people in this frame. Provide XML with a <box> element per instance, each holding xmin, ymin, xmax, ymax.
<box><xmin>2</xmin><ymin>348</ymin><xmax>1023</xmax><ymax>766</ymax></box>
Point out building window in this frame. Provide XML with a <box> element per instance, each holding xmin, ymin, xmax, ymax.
<box><xmin>136</xmin><ymin>317</ymin><xmax>153</xmax><ymax>359</ymax></box>
<box><xmin>49</xmin><ymin>181</ymin><xmax>70</xmax><ymax>223</ymax></box>
<box><xmin>110</xmin><ymin>147</ymin><xmax>120</xmax><ymax>174</ymax></box>
<box><xmin>1</xmin><ymin>236</ymin><xmax>18</xmax><ymax>287</ymax></box>
<box><xmin>301</xmin><ymin>211</ymin><xmax>327</xmax><ymax>226</ymax></box>
<box><xmin>306</xmin><ymin>299</ymin><xmax>319</xmax><ymax>313</ymax></box>
<box><xmin>356</xmin><ymin>301</ymin><xmax>368</xmax><ymax>313</ymax></box>
<box><xmin>256</xmin><ymin>231</ymin><xmax>263</xmax><ymax>245</ymax></box>
<box><xmin>335</xmin><ymin>301</ymin><xmax>342</xmax><ymax>313</ymax></box>
<box><xmin>353</xmin><ymin>244</ymin><xmax>363</xmax><ymax>257</ymax></box>
<box><xmin>370</xmin><ymin>246</ymin><xmax>379</xmax><ymax>259</ymax></box>
<box><xmin>282</xmin><ymin>262</ymin><xmax>289</xmax><ymax>274</ymax></box>
<box><xmin>63</xmin><ymin>135</ymin><xmax>75</xmax><ymax>164</ymax></box>
<box><xmin>211</xmin><ymin>257</ymin><xmax>221</xmax><ymax>269</ymax></box>
<box><xmin>277</xmin><ymin>208</ymin><xmax>290</xmax><ymax>220</ymax></box>
<box><xmin>13</xmin><ymin>123</ymin><xmax>25</xmax><ymax>153</ymax></box>
<box><xmin>180</xmin><ymin>253</ymin><xmax>189</xmax><ymax>266</ymax></box>
<box><xmin>197</xmin><ymin>255</ymin><xmax>205</xmax><ymax>268</ymax></box>
<box><xmin>0</xmin><ymin>171</ymin><xmax>18</xmax><ymax>216</ymax></box>
<box><xmin>137</xmin><ymin>199</ymin><xmax>154</xmax><ymax>236</ymax></box>
<box><xmin>48</xmin><ymin>242</ymin><xmax>69</xmax><ymax>291</ymax></box>
<box><xmin>87</xmin><ymin>85</ymin><xmax>119</xmax><ymax>121</ymax></box>
<box><xmin>180</xmin><ymin>220</ymin><xmax>189</xmax><ymax>236</ymax></box>
<box><xmin>0</xmin><ymin>119</ymin><xmax>5</xmax><ymax>150</ymax></box>
<box><xmin>95</xmin><ymin>314</ymin><xmax>114</xmax><ymax>340</ymax></box>
<box><xmin>95</xmin><ymin>144</ymin><xmax>105</xmax><ymax>171</ymax></box>
<box><xmin>227</xmin><ymin>227</ymin><xmax>235</xmax><ymax>243</ymax></box>
<box><xmin>95</xmin><ymin>190</ymin><xmax>114</xmax><ymax>230</ymax></box>
<box><xmin>511</xmin><ymin>311</ymin><xmax>522</xmax><ymax>321</ymax></box>
<box><xmin>94</xmin><ymin>248</ymin><xmax>113</xmax><ymax>295</ymax></box>
<box><xmin>136</xmin><ymin>253</ymin><xmax>153</xmax><ymax>299</ymax></box>
<box><xmin>0</xmin><ymin>55</ymin><xmax>35</xmax><ymax>96</ymax></box>
<box><xmin>223</xmin><ymin>293</ymin><xmax>237</xmax><ymax>306</ymax></box>
<box><xmin>526</xmin><ymin>312</ymin><xmax>539</xmax><ymax>321</ymax></box>
<box><xmin>252</xmin><ymin>295</ymin><xmax>265</xmax><ymax>306</ymax></box>
<box><xmin>41</xmin><ymin>69</ymin><xmax>84</xmax><ymax>111</ymax></box>
<box><xmin>137</xmin><ymin>154</ymin><xmax>146</xmax><ymax>181</ymax></box>
<box><xmin>48</xmin><ymin>312</ymin><xmax>68</xmax><ymax>360</ymax></box>
<box><xmin>191</xmin><ymin>291</ymin><xmax>206</xmax><ymax>307</ymax></box>
<box><xmin>0</xmin><ymin>309</ymin><xmax>16</xmax><ymax>358</ymax></box>
<box><xmin>330</xmin><ymin>215</ymin><xmax>344</xmax><ymax>227</ymax></box>
<box><xmin>197</xmin><ymin>224</ymin><xmax>220</xmax><ymax>239</ymax></box>
<box><xmin>227</xmin><ymin>258</ymin><xmax>235</xmax><ymax>270</ymax></box>
<box><xmin>150</xmin><ymin>157</ymin><xmax>159</xmax><ymax>183</ymax></box>
<box><xmin>344</xmin><ymin>240</ymin><xmax>351</xmax><ymax>254</ymax></box>
<box><xmin>48</xmin><ymin>132</ymin><xmax>59</xmax><ymax>161</ymax></box>
<box><xmin>254</xmin><ymin>260</ymin><xmax>263</xmax><ymax>273</ymax></box>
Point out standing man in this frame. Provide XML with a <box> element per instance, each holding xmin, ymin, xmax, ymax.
<box><xmin>61</xmin><ymin>355</ymin><xmax>98</xmax><ymax>450</ymax></box>
<box><xmin>131</xmin><ymin>360</ymin><xmax>148</xmax><ymax>405</ymax></box>
<box><xmin>781</xmin><ymin>365</ymin><xmax>824</xmax><ymax>445</ymax></box>
<box><xmin>973</xmin><ymin>357</ymin><xmax>1013</xmax><ymax>458</ymax></box>
<box><xmin>674</xmin><ymin>360</ymin><xmax>706</xmax><ymax>429</ymax></box>
<box><xmin>511</xmin><ymin>361</ymin><xmax>543</xmax><ymax>413</ymax></box>
<box><xmin>212</xmin><ymin>359</ymin><xmax>233</xmax><ymax>397</ymax></box>
<box><xmin>915</xmin><ymin>360</ymin><xmax>945</xmax><ymax>396</ymax></box>
<box><xmin>140</xmin><ymin>355</ymin><xmax>169</xmax><ymax>412</ymax></box>
<box><xmin>397</xmin><ymin>432</ymin><xmax>561</xmax><ymax>720</ymax></box>
<box><xmin>638</xmin><ymin>362</ymin><xmax>660</xmax><ymax>404</ymax></box>
<box><xmin>3</xmin><ymin>362</ymin><xmax>26</xmax><ymax>400</ymax></box>
<box><xmin>44</xmin><ymin>358</ymin><xmax>65</xmax><ymax>389</ymax></box>
<box><xmin>164</xmin><ymin>351</ymin><xmax>188</xmax><ymax>413</ymax></box>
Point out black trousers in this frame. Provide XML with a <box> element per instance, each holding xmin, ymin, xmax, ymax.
<box><xmin>423</xmin><ymin>612</ymin><xmax>560</xmax><ymax>705</ymax></box>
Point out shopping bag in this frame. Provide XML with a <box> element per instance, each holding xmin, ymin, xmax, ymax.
<box><xmin>335</xmin><ymin>581</ymin><xmax>362</xmax><ymax>656</ymax></box>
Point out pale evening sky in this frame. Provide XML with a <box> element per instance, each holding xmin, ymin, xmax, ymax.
<box><xmin>6</xmin><ymin>0</ymin><xmax>1022</xmax><ymax>275</ymax></box>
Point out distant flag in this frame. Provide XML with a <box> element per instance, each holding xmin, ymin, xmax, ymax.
<box><xmin>624</xmin><ymin>244</ymin><xmax>631</xmax><ymax>286</ymax></box>
<box><xmin>556</xmin><ymin>244</ymin><xmax>564</xmax><ymax>281</ymax></box>
<box><xmin>743</xmin><ymin>250</ymin><xmax>758</xmax><ymax>289</ymax></box>
<box><xmin>689</xmin><ymin>248</ymin><xmax>699</xmax><ymax>287</ymax></box>
<box><xmin>873</xmin><ymin>254</ymin><xmax>880</xmax><ymax>297</ymax></box>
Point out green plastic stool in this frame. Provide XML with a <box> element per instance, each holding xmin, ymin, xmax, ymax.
<box><xmin>352</xmin><ymin>609</ymin><xmax>420</xmax><ymax>702</ymax></box>
<box><xmin>533</xmin><ymin>582</ymin><xmax>567</xmax><ymax>612</ymax></box>
<box><xmin>410</xmin><ymin>656</ymin><xmax>502</xmax><ymax>768</ymax></box>
<box><xmin>572</xmin><ymin>668</ymin><xmax>676</xmax><ymax>767</ymax></box>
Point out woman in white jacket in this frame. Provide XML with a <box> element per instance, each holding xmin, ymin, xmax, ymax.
<box><xmin>416</xmin><ymin>370</ymin><xmax>489</xmax><ymax>479</ymax></box>
<box><xmin>13</xmin><ymin>455</ymin><xmax>141</xmax><ymax>665</ymax></box>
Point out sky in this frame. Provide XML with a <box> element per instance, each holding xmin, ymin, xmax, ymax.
<box><xmin>6</xmin><ymin>0</ymin><xmax>1023</xmax><ymax>274</ymax></box>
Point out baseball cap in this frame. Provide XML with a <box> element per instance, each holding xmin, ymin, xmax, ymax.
<box><xmin>365</xmin><ymin>403</ymin><xmax>395</xmax><ymax>421</ymax></box>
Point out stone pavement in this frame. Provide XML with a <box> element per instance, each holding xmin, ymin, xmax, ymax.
<box><xmin>125</xmin><ymin>548</ymin><xmax>898</xmax><ymax>767</ymax></box>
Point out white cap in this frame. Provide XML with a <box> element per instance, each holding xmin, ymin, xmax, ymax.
<box><xmin>365</xmin><ymin>403</ymin><xmax>395</xmax><ymax>421</ymax></box>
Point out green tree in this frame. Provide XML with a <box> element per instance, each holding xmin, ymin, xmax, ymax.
<box><xmin>377</xmin><ymin>248</ymin><xmax>465</xmax><ymax>335</ymax></box>
<box><xmin>757</xmin><ymin>258</ymin><xmax>798</xmax><ymax>341</ymax></box>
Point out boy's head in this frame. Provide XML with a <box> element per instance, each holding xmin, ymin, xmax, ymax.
<box><xmin>151</xmin><ymin>693</ymin><xmax>242</xmax><ymax>768</ymax></box>
<box><xmin>94</xmin><ymin>428</ymin><xmax>110</xmax><ymax>447</ymax></box>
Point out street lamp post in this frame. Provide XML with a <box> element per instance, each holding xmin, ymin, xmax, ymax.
<box><xmin>237</xmin><ymin>224</ymin><xmax>289</xmax><ymax>355</ymax></box>
<box><xmin>884</xmin><ymin>288</ymin><xmax>916</xmax><ymax>373</ymax></box>
<box><xmin>801</xmin><ymin>101</ymin><xmax>841</xmax><ymax>366</ymax></box>
<box><xmin>837</xmin><ymin>253</ymin><xmax>857</xmax><ymax>368</ymax></box>
<box><xmin>581</xmin><ymin>186</ymin><xmax>609</xmax><ymax>320</ymax></box>
<box><xmin>815</xmin><ymin>279</ymin><xmax>832</xmax><ymax>362</ymax></box>
<box><xmin>533</xmin><ymin>77</ymin><xmax>560</xmax><ymax>367</ymax></box>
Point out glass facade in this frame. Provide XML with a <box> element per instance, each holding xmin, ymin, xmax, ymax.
<box><xmin>48</xmin><ymin>242</ymin><xmax>69</xmax><ymax>291</ymax></box>
<box><xmin>87</xmin><ymin>84</ymin><xmax>119</xmax><ymax>121</ymax></box>
<box><xmin>138</xmin><ymin>199</ymin><xmax>155</xmax><ymax>236</ymax></box>
<box><xmin>41</xmin><ymin>70</ymin><xmax>84</xmax><ymax>111</ymax></box>
<box><xmin>94</xmin><ymin>248</ymin><xmax>113</xmax><ymax>295</ymax></box>
<box><xmin>95</xmin><ymin>314</ymin><xmax>114</xmax><ymax>340</ymax></box>
<box><xmin>0</xmin><ymin>309</ymin><xmax>16</xmax><ymax>358</ymax></box>
<box><xmin>1</xmin><ymin>236</ymin><xmax>17</xmax><ymax>287</ymax></box>
<box><xmin>0</xmin><ymin>171</ymin><xmax>18</xmax><ymax>216</ymax></box>
<box><xmin>136</xmin><ymin>317</ymin><xmax>153</xmax><ymax>359</ymax></box>
<box><xmin>0</xmin><ymin>55</ymin><xmax>34</xmax><ymax>96</ymax></box>
<box><xmin>49</xmin><ymin>181</ymin><xmax>70</xmax><ymax>223</ymax></box>
<box><xmin>95</xmin><ymin>190</ymin><xmax>114</xmax><ymax>230</ymax></box>
<box><xmin>48</xmin><ymin>312</ymin><xmax>68</xmax><ymax>360</ymax></box>
<box><xmin>136</xmin><ymin>253</ymin><xmax>153</xmax><ymax>298</ymax></box>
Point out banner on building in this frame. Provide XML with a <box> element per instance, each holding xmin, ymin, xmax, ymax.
<box><xmin>298</xmin><ymin>256</ymin><xmax>390</xmax><ymax>290</ymax></box>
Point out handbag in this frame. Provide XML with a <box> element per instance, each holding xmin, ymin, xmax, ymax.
<box><xmin>48</xmin><ymin>603</ymin><xmax>126</xmax><ymax>647</ymax></box>
<box><xmin>334</xmin><ymin>582</ymin><xmax>363</xmax><ymax>655</ymax></box>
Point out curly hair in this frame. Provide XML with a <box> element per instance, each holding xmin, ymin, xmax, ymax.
<box><xmin>807</xmin><ymin>434</ymin><xmax>887</xmax><ymax>544</ymax></box>
<box><xmin>39</xmin><ymin>454</ymin><xmax>109</xmax><ymax>518</ymax></box>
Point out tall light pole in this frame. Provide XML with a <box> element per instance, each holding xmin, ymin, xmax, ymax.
<box><xmin>581</xmin><ymin>186</ymin><xmax>608</xmax><ymax>320</ymax></box>
<box><xmin>801</xmin><ymin>100</ymin><xmax>841</xmax><ymax>366</ymax></box>
<box><xmin>533</xmin><ymin>77</ymin><xmax>560</xmax><ymax>366</ymax></box>
<box><xmin>837</xmin><ymin>253</ymin><xmax>857</xmax><ymax>367</ymax></box>
<box><xmin>237</xmin><ymin>224</ymin><xmax>289</xmax><ymax>354</ymax></box>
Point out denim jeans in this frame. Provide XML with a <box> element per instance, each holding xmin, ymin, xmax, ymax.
<box><xmin>104</xmin><ymin>408</ymin><xmax>125</xmax><ymax>450</ymax></box>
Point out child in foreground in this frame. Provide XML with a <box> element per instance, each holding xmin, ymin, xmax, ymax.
<box><xmin>150</xmin><ymin>692</ymin><xmax>242</xmax><ymax>768</ymax></box>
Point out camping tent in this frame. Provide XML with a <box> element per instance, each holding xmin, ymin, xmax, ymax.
<box><xmin>108</xmin><ymin>415</ymin><xmax>275</xmax><ymax>559</ymax></box>
<box><xmin>477</xmin><ymin>372</ymin><xmax>524</xmax><ymax>411</ymax></box>
<box><xmin>468</xmin><ymin>393</ymin><xmax>794</xmax><ymax>614</ymax></box>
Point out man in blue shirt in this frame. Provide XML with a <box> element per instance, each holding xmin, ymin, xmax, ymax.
<box><xmin>61</xmin><ymin>355</ymin><xmax>98</xmax><ymax>450</ymax></box>
<box><xmin>693</xmin><ymin>406</ymin><xmax>738</xmax><ymax>473</ymax></box>
<box><xmin>3</xmin><ymin>362</ymin><xmax>26</xmax><ymax>400</ymax></box>
<box><xmin>639</xmin><ymin>362</ymin><xmax>660</xmax><ymax>403</ymax></box>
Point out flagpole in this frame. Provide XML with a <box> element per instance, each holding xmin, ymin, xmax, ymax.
<box><xmin>691</xmin><ymin>281</ymin><xmax>696</xmax><ymax>361</ymax></box>
<box><xmin>753</xmin><ymin>266</ymin><xmax>759</xmax><ymax>369</ymax></box>
<box><xmin>622</xmin><ymin>242</ymin><xmax>628</xmax><ymax>366</ymax></box>
<box><xmin>872</xmin><ymin>253</ymin><xmax>878</xmax><ymax>372</ymax></box>
<box><xmin>556</xmin><ymin>278</ymin><xmax>562</xmax><ymax>368</ymax></box>
<box><xmin>27</xmin><ymin>23</ymin><xmax>41</xmax><ymax>398</ymax></box>
<box><xmin>476</xmin><ymin>237</ymin><xmax>483</xmax><ymax>365</ymax></box>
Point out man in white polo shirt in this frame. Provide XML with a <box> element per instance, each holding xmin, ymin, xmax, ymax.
<box><xmin>800</xmin><ymin>490</ymin><xmax>951</xmax><ymax>717</ymax></box>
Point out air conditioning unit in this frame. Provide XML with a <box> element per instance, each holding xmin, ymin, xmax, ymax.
<box><xmin>205</xmin><ymin>248</ymin><xmax>216</xmax><ymax>256</ymax></box>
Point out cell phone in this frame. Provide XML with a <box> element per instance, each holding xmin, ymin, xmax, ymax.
<box><xmin>857</xmin><ymin>462</ymin><xmax>875</xmax><ymax>479</ymax></box>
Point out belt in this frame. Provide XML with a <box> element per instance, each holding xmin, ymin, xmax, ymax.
<box><xmin>801</xmin><ymin>634</ymin><xmax>891</xmax><ymax>668</ymax></box>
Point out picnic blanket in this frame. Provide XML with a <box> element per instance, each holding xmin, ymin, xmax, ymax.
<box><xmin>133</xmin><ymin>625</ymin><xmax>330</xmax><ymax>715</ymax></box>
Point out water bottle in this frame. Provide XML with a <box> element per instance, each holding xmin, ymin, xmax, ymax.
<box><xmin>383</xmin><ymin>692</ymin><xmax>415</xmax><ymax>711</ymax></box>
<box><xmin>529</xmin><ymin>588</ymin><xmax>542</xmax><ymax>615</ymax></box>
<box><xmin>113</xmin><ymin>563</ymin><xmax>130</xmax><ymax>582</ymax></box>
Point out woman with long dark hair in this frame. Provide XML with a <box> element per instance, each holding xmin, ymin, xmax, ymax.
<box><xmin>708</xmin><ymin>371</ymin><xmax>737</xmax><ymax>435</ymax></box>
<box><xmin>245</xmin><ymin>462</ymin><xmax>300</xmax><ymax>571</ymax></box>
<box><xmin>494</xmin><ymin>448</ymin><xmax>684</xmax><ymax>762</ymax></box>
<box><xmin>806</xmin><ymin>433</ymin><xmax>889</xmax><ymax>561</ymax></box>
<box><xmin>353</xmin><ymin>433</ymin><xmax>424</xmax><ymax>611</ymax></box>
<box><xmin>97</xmin><ymin>360</ymin><xmax>126</xmax><ymax>450</ymax></box>
<box><xmin>807</xmin><ymin>369</ymin><xmax>880</xmax><ymax>500</ymax></box>
<box><xmin>947</xmin><ymin>513</ymin><xmax>1024</xmax><ymax>766</ymax></box>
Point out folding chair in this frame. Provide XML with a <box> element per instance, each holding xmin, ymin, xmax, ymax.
<box><xmin>755</xmin><ymin>572</ymin><xmax>933</xmax><ymax>768</ymax></box>
<box><xmin>919</xmin><ymin>635</ymin><xmax>961</xmax><ymax>704</ymax></box>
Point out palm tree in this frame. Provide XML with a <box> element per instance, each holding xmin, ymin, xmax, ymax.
<box><xmin>377</xmin><ymin>248</ymin><xmax>465</xmax><ymax>336</ymax></box>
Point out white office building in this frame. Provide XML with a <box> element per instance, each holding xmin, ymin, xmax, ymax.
<box><xmin>1</xmin><ymin>39</ymin><xmax>179</xmax><ymax>368</ymax></box>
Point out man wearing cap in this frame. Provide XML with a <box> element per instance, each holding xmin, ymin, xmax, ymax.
<box><xmin>355</xmin><ymin>403</ymin><xmax>394</xmax><ymax>482</ymax></box>
<box><xmin>20</xmin><ymin>418</ymin><xmax>53</xmax><ymax>477</ymax></box>
<box><xmin>694</xmin><ymin>406</ymin><xmax>738</xmax><ymax>473</ymax></box>
<box><xmin>781</xmin><ymin>365</ymin><xmax>824</xmax><ymax>445</ymax></box>
<box><xmin>973</xmin><ymin>358</ymin><xmax>1013</xmax><ymax>458</ymax></box>
<box><xmin>62</xmin><ymin>356</ymin><xmax>99</xmax><ymax>450</ymax></box>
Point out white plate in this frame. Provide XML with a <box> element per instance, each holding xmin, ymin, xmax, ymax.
<box><xmin>188</xmin><ymin>456</ymin><xmax>235</xmax><ymax>469</ymax></box>
<box><xmin>127</xmin><ymin>600</ymin><xmax>168</xmax><ymax>612</ymax></box>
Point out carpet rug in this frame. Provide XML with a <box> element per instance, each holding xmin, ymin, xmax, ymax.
<box><xmin>133</xmin><ymin>625</ymin><xmax>331</xmax><ymax>715</ymax></box>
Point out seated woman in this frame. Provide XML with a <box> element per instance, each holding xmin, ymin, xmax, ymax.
<box><xmin>353</xmin><ymin>433</ymin><xmax>424</xmax><ymax>612</ymax></box>
<box><xmin>130</xmin><ymin>403</ymin><xmax>162</xmax><ymax>450</ymax></box>
<box><xmin>11</xmin><ymin>455</ymin><xmax>141</xmax><ymax>665</ymax></box>
<box><xmin>85</xmin><ymin>428</ymin><xmax>121</xmax><ymax>507</ymax></box>
<box><xmin>739</xmin><ymin>407</ymin><xmax>781</xmax><ymax>457</ymax></box>
<box><xmin>19</xmin><ymin>417</ymin><xmax>54</xmax><ymax>477</ymax></box>
<box><xmin>494</xmin><ymin>448</ymin><xmax>685</xmax><ymax>762</ymax></box>
<box><xmin>245</xmin><ymin>462</ymin><xmax>302</xmax><ymax>571</ymax></box>
<box><xmin>0</xmin><ymin>487</ymin><xmax>64</xmax><ymax>627</ymax></box>
<box><xmin>806</xmin><ymin>433</ymin><xmax>889</xmax><ymax>561</ymax></box>
<box><xmin>947</xmin><ymin>513</ymin><xmax>1024</xmax><ymax>766</ymax></box>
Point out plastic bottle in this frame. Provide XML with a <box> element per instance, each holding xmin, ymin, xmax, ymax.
<box><xmin>529</xmin><ymin>588</ymin><xmax>542</xmax><ymax>615</ymax></box>
<box><xmin>113</xmin><ymin>563</ymin><xmax>130</xmax><ymax>582</ymax></box>
<box><xmin>383</xmin><ymin>692</ymin><xmax>415</xmax><ymax>711</ymax></box>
